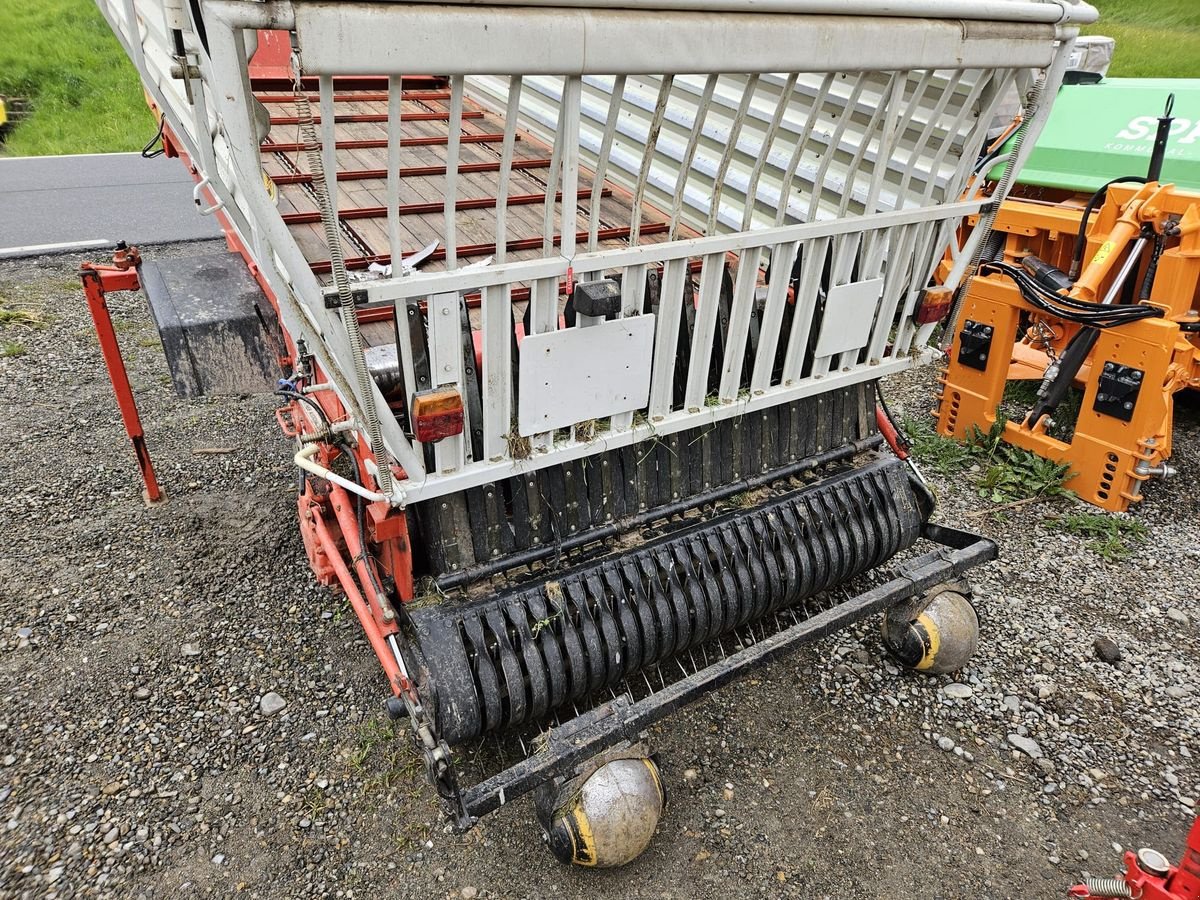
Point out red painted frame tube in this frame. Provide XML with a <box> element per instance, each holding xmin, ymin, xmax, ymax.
<box><xmin>81</xmin><ymin>265</ymin><xmax>164</xmax><ymax>504</ymax></box>
<box><xmin>263</xmin><ymin>132</ymin><xmax>508</xmax><ymax>154</ymax></box>
<box><xmin>269</xmin><ymin>156</ymin><xmax>553</xmax><ymax>186</ymax></box>
<box><xmin>310</xmin><ymin>503</ymin><xmax>404</xmax><ymax>693</ymax></box>
<box><xmin>257</xmin><ymin>90</ymin><xmax>452</xmax><ymax>104</ymax></box>
<box><xmin>282</xmin><ymin>188</ymin><xmax>608</xmax><ymax>226</ymax></box>
<box><xmin>269</xmin><ymin>110</ymin><xmax>484</xmax><ymax>126</ymax></box>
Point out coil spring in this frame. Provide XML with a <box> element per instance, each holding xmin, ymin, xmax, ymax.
<box><xmin>293</xmin><ymin>91</ymin><xmax>394</xmax><ymax>496</ymax></box>
<box><xmin>1081</xmin><ymin>876</ymin><xmax>1134</xmax><ymax>898</ymax></box>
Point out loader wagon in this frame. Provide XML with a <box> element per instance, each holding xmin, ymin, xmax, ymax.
<box><xmin>89</xmin><ymin>0</ymin><xmax>1094</xmax><ymax>866</ymax></box>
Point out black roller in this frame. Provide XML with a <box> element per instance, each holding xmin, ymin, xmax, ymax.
<box><xmin>408</xmin><ymin>455</ymin><xmax>923</xmax><ymax>745</ymax></box>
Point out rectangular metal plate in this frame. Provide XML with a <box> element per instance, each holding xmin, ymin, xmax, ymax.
<box><xmin>517</xmin><ymin>315</ymin><xmax>656</xmax><ymax>436</ymax></box>
<box><xmin>813</xmin><ymin>278</ymin><xmax>885</xmax><ymax>359</ymax></box>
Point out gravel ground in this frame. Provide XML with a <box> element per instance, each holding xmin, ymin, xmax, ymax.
<box><xmin>1</xmin><ymin>244</ymin><xmax>1197</xmax><ymax>899</ymax></box>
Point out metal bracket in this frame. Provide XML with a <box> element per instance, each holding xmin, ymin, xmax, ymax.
<box><xmin>1093</xmin><ymin>361</ymin><xmax>1144</xmax><ymax>422</ymax></box>
<box><xmin>957</xmin><ymin>319</ymin><xmax>994</xmax><ymax>372</ymax></box>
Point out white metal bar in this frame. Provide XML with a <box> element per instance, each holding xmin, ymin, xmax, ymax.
<box><xmin>279</xmin><ymin>0</ymin><xmax>1093</xmax><ymax>27</ymax></box>
<box><xmin>669</xmin><ymin>74</ymin><xmax>717</xmax><ymax>239</ymax></box>
<box><xmin>481</xmin><ymin>284</ymin><xmax>514</xmax><ymax>460</ymax></box>
<box><xmin>496</xmin><ymin>76</ymin><xmax>523</xmax><ymax>265</ymax></box>
<box><xmin>718</xmin><ymin>247</ymin><xmax>762</xmax><ymax>400</ymax></box>
<box><xmin>706</xmin><ymin>73</ymin><xmax>758</xmax><ymax>236</ymax></box>
<box><xmin>386</xmin><ymin>75</ymin><xmax>405</xmax><ymax>270</ymax></box>
<box><xmin>774</xmin><ymin>74</ymin><xmax>834</xmax><ymax>226</ymax></box>
<box><xmin>393</xmin><ymin>354</ymin><xmax>915</xmax><ymax>504</ymax></box>
<box><xmin>866</xmin><ymin>223</ymin><xmax>916</xmax><ymax>362</ymax></box>
<box><xmin>560</xmin><ymin>76</ymin><xmax>583</xmax><ymax>261</ymax></box>
<box><xmin>444</xmin><ymin>76</ymin><xmax>464</xmax><ymax>271</ymax></box>
<box><xmin>528</xmin><ymin>275</ymin><xmax>561</xmax><ymax>451</ymax></box>
<box><xmin>805</xmin><ymin>74</ymin><xmax>866</xmax><ymax>222</ymax></box>
<box><xmin>630</xmin><ymin>76</ymin><xmax>674</xmax><ymax>245</ymax></box>
<box><xmin>290</xmin><ymin>6</ymin><xmax>1066</xmax><ymax>76</ymax></box>
<box><xmin>647</xmin><ymin>258</ymin><xmax>689</xmax><ymax>419</ymax></box>
<box><xmin>781</xmin><ymin>236</ymin><xmax>829</xmax><ymax>384</ymax></box>
<box><xmin>742</xmin><ymin>73</ymin><xmax>796</xmax><ymax>231</ymax></box>
<box><xmin>360</xmin><ymin>198</ymin><xmax>987</xmax><ymax>304</ymax></box>
<box><xmin>429</xmin><ymin>291</ymin><xmax>466</xmax><ymax>470</ymax></box>
<box><xmin>849</xmin><ymin>72</ymin><xmax>901</xmax><ymax>221</ymax></box>
<box><xmin>542</xmin><ymin>89</ymin><xmax>568</xmax><ymax>258</ymax></box>
<box><xmin>609</xmin><ymin>261</ymin><xmax>648</xmax><ymax>433</ymax></box>
<box><xmin>894</xmin><ymin>70</ymin><xmax>964</xmax><ymax>204</ymax></box>
<box><xmin>587</xmin><ymin>75</ymin><xmax>626</xmax><ymax>251</ymax></box>
<box><xmin>318</xmin><ymin>75</ymin><xmax>339</xmax><ymax>219</ymax></box>
<box><xmin>684</xmin><ymin>253</ymin><xmax>726</xmax><ymax>410</ymax></box>
<box><xmin>749</xmin><ymin>241</ymin><xmax>798</xmax><ymax>392</ymax></box>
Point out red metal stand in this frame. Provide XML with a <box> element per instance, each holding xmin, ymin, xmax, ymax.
<box><xmin>81</xmin><ymin>245</ymin><xmax>165</xmax><ymax>505</ymax></box>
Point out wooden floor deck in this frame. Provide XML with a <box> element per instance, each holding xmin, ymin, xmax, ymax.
<box><xmin>256</xmin><ymin>78</ymin><xmax>680</xmax><ymax>287</ymax></box>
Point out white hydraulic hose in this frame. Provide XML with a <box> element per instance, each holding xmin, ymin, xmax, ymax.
<box><xmin>295</xmin><ymin>444</ymin><xmax>390</xmax><ymax>504</ymax></box>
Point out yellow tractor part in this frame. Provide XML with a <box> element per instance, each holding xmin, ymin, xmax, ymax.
<box><xmin>936</xmin><ymin>182</ymin><xmax>1200</xmax><ymax>512</ymax></box>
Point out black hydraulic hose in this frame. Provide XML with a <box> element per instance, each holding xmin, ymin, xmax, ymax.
<box><xmin>1139</xmin><ymin>233</ymin><xmax>1166</xmax><ymax>302</ymax></box>
<box><xmin>1025</xmin><ymin>239</ymin><xmax>1156</xmax><ymax>428</ymax></box>
<box><xmin>275</xmin><ymin>388</ymin><xmax>331</xmax><ymax>430</ymax></box>
<box><xmin>1068</xmin><ymin>176</ymin><xmax>1148</xmax><ymax>281</ymax></box>
<box><xmin>1025</xmin><ymin>327</ymin><xmax>1099</xmax><ymax>428</ymax></box>
<box><xmin>979</xmin><ymin>263</ymin><xmax>1162</xmax><ymax>327</ymax></box>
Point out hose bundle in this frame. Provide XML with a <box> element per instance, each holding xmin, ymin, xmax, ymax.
<box><xmin>979</xmin><ymin>261</ymin><xmax>1163</xmax><ymax>329</ymax></box>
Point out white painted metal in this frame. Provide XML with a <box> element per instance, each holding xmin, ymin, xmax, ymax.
<box><xmin>95</xmin><ymin>0</ymin><xmax>1086</xmax><ymax>505</ymax></box>
<box><xmin>812</xmin><ymin>279</ymin><xmax>885</xmax><ymax>358</ymax></box>
<box><xmin>518</xmin><ymin>315</ymin><xmax>657</xmax><ymax>436</ymax></box>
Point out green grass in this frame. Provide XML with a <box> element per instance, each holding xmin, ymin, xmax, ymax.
<box><xmin>1</xmin><ymin>341</ymin><xmax>26</xmax><ymax>358</ymax></box>
<box><xmin>0</xmin><ymin>0</ymin><xmax>155</xmax><ymax>156</ymax></box>
<box><xmin>1088</xmin><ymin>0</ymin><xmax>1200</xmax><ymax>78</ymax></box>
<box><xmin>1047</xmin><ymin>510</ymin><xmax>1149</xmax><ymax>560</ymax></box>
<box><xmin>904</xmin><ymin>416</ymin><xmax>1073</xmax><ymax>504</ymax></box>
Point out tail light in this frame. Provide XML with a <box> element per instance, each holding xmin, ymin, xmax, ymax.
<box><xmin>411</xmin><ymin>387</ymin><xmax>464</xmax><ymax>443</ymax></box>
<box><xmin>914</xmin><ymin>286</ymin><xmax>953</xmax><ymax>325</ymax></box>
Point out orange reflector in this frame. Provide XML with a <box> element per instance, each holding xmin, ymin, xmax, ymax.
<box><xmin>411</xmin><ymin>387</ymin><xmax>464</xmax><ymax>443</ymax></box>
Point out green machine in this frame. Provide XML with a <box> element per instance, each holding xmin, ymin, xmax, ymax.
<box><xmin>991</xmin><ymin>77</ymin><xmax>1200</xmax><ymax>192</ymax></box>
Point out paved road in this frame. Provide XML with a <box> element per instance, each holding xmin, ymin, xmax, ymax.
<box><xmin>0</xmin><ymin>152</ymin><xmax>220</xmax><ymax>257</ymax></box>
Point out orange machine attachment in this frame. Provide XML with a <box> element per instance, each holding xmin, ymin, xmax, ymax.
<box><xmin>935</xmin><ymin>182</ymin><xmax>1200</xmax><ymax>511</ymax></box>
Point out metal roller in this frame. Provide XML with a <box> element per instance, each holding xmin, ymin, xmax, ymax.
<box><xmin>408</xmin><ymin>455</ymin><xmax>922</xmax><ymax>744</ymax></box>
